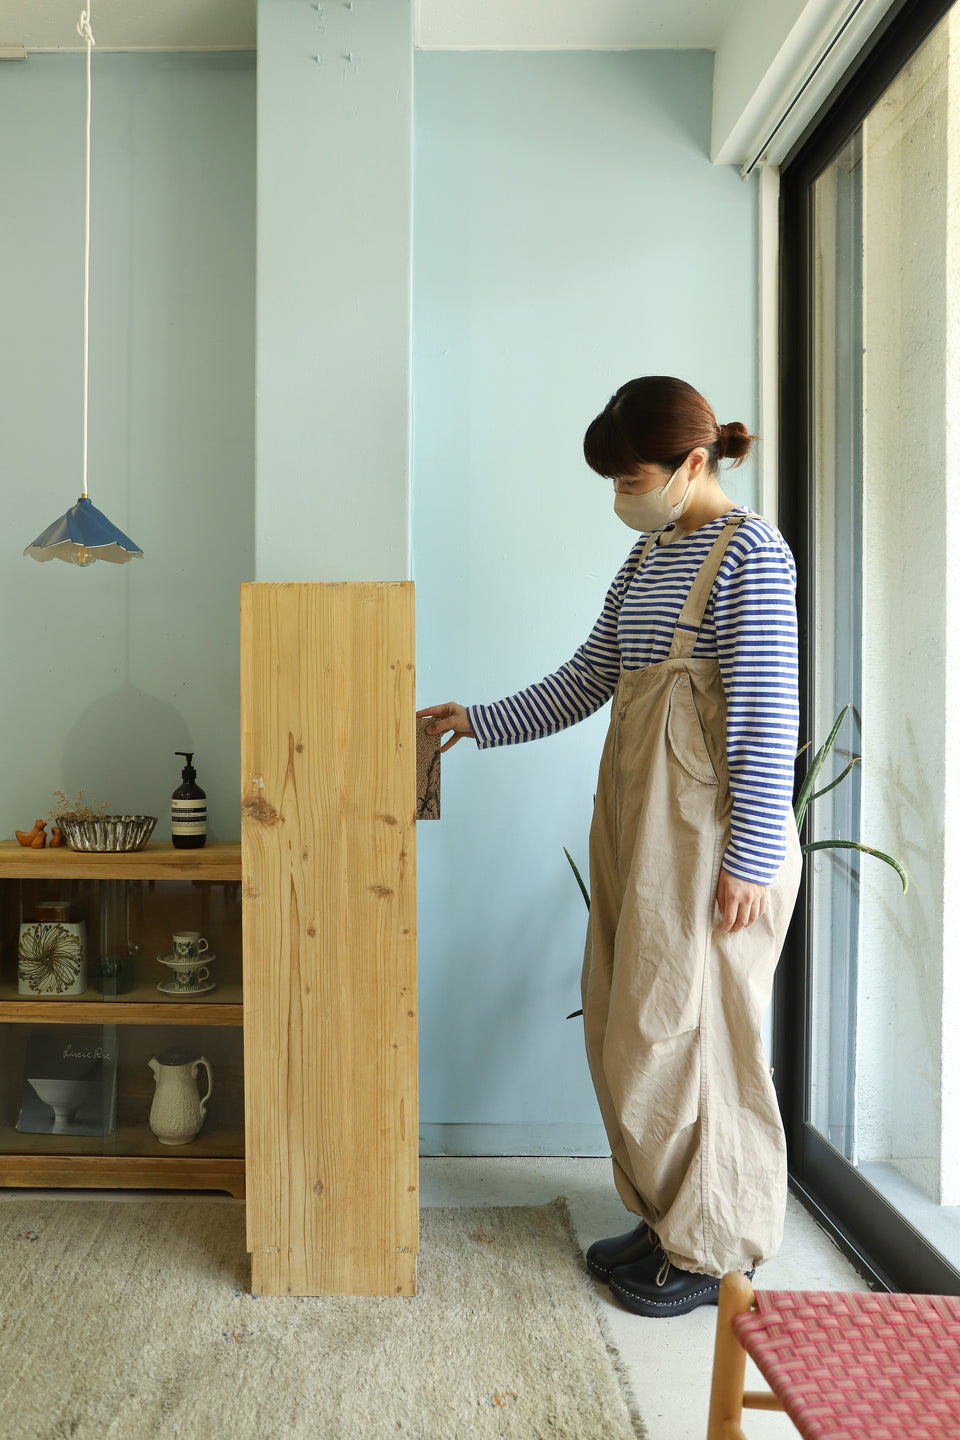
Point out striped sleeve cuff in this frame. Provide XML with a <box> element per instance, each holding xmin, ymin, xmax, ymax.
<box><xmin>466</xmin><ymin>703</ymin><xmax>505</xmax><ymax>750</ymax></box>
<box><xmin>721</xmin><ymin>834</ymin><xmax>786</xmax><ymax>887</ymax></box>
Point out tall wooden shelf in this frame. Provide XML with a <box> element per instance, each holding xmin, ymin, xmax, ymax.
<box><xmin>0</xmin><ymin>841</ymin><xmax>244</xmax><ymax>1197</ymax></box>
<box><xmin>241</xmin><ymin>581</ymin><xmax>418</xmax><ymax>1297</ymax></box>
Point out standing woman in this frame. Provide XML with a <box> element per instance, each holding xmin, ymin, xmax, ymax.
<box><xmin>419</xmin><ymin>376</ymin><xmax>801</xmax><ymax>1317</ymax></box>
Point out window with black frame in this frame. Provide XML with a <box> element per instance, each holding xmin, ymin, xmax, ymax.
<box><xmin>778</xmin><ymin>0</ymin><xmax>960</xmax><ymax>1295</ymax></box>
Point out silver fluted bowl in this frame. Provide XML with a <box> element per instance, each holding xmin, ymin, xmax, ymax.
<box><xmin>55</xmin><ymin>815</ymin><xmax>157</xmax><ymax>852</ymax></box>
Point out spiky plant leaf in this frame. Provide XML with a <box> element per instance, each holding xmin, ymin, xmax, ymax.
<box><xmin>794</xmin><ymin>704</ymin><xmax>851</xmax><ymax>829</ymax></box>
<box><xmin>801</xmin><ymin>839</ymin><xmax>908</xmax><ymax>892</ymax></box>
<box><xmin>563</xmin><ymin>847</ymin><xmax>590</xmax><ymax>911</ymax></box>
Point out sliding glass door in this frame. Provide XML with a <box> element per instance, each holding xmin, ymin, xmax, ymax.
<box><xmin>779</xmin><ymin>0</ymin><xmax>960</xmax><ymax>1293</ymax></box>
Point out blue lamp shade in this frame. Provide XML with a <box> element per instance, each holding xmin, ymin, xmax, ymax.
<box><xmin>24</xmin><ymin>496</ymin><xmax>143</xmax><ymax>566</ymax></box>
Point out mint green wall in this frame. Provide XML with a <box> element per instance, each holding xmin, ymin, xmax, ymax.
<box><xmin>256</xmin><ymin>0</ymin><xmax>412</xmax><ymax>582</ymax></box>
<box><xmin>0</xmin><ymin>41</ymin><xmax>759</xmax><ymax>1155</ymax></box>
<box><xmin>413</xmin><ymin>51</ymin><xmax>759</xmax><ymax>1152</ymax></box>
<box><xmin>0</xmin><ymin>54</ymin><xmax>255</xmax><ymax>839</ymax></box>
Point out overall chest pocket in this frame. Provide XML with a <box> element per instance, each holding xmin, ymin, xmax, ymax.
<box><xmin>666</xmin><ymin>672</ymin><xmax>719</xmax><ymax>786</ymax></box>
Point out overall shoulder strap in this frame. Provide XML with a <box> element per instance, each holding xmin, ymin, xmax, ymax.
<box><xmin>668</xmin><ymin>514</ymin><xmax>746</xmax><ymax>660</ymax></box>
<box><xmin>634</xmin><ymin>530</ymin><xmax>660</xmax><ymax>570</ymax></box>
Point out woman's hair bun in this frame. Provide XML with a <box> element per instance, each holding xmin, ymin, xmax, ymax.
<box><xmin>716</xmin><ymin>420</ymin><xmax>754</xmax><ymax>467</ymax></box>
<box><xmin>582</xmin><ymin>378</ymin><xmax>758</xmax><ymax>478</ymax></box>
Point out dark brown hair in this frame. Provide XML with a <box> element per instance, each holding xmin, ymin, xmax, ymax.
<box><xmin>583</xmin><ymin>376</ymin><xmax>754</xmax><ymax>477</ymax></box>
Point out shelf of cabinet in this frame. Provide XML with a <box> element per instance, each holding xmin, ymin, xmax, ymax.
<box><xmin>0</xmin><ymin>1152</ymin><xmax>245</xmax><ymax>1197</ymax></box>
<box><xmin>0</xmin><ymin>840</ymin><xmax>241</xmax><ymax>881</ymax></box>
<box><xmin>0</xmin><ymin>981</ymin><xmax>243</xmax><ymax>1025</ymax></box>
<box><xmin>0</xmin><ymin>842</ymin><xmax>246</xmax><ymax>1196</ymax></box>
<box><xmin>0</xmin><ymin>1122</ymin><xmax>244</xmax><ymax>1158</ymax></box>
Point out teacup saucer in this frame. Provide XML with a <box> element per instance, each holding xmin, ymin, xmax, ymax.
<box><xmin>157</xmin><ymin>979</ymin><xmax>217</xmax><ymax>996</ymax></box>
<box><xmin>157</xmin><ymin>951</ymin><xmax>217</xmax><ymax>966</ymax></box>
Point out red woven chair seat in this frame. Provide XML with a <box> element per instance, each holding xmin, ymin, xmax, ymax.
<box><xmin>733</xmin><ymin>1289</ymin><xmax>960</xmax><ymax>1440</ymax></box>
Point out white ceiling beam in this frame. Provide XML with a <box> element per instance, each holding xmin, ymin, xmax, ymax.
<box><xmin>712</xmin><ymin>0</ymin><xmax>898</xmax><ymax>168</ymax></box>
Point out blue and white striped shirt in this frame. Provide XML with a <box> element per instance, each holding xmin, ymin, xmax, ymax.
<box><xmin>466</xmin><ymin>508</ymin><xmax>798</xmax><ymax>886</ymax></box>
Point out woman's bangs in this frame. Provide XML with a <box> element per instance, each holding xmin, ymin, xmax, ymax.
<box><xmin>583</xmin><ymin>412</ymin><xmax>644</xmax><ymax>478</ymax></box>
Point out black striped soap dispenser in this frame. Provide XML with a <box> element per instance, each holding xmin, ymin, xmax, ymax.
<box><xmin>171</xmin><ymin>752</ymin><xmax>207</xmax><ymax>849</ymax></box>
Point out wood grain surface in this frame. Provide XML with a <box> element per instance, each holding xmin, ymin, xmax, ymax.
<box><xmin>415</xmin><ymin>718</ymin><xmax>441</xmax><ymax>820</ymax></box>
<box><xmin>0</xmin><ymin>842</ymin><xmax>241</xmax><ymax>882</ymax></box>
<box><xmin>0</xmin><ymin>992</ymin><xmax>243</xmax><ymax>1025</ymax></box>
<box><xmin>240</xmin><ymin>583</ymin><xmax>418</xmax><ymax>1296</ymax></box>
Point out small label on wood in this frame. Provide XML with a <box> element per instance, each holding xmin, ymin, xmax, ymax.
<box><xmin>416</xmin><ymin>719</ymin><xmax>441</xmax><ymax>820</ymax></box>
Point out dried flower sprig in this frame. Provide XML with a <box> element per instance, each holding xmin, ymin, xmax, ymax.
<box><xmin>47</xmin><ymin>789</ymin><xmax>110</xmax><ymax>823</ymax></box>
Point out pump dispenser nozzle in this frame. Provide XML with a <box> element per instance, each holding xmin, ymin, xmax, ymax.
<box><xmin>175</xmin><ymin>751</ymin><xmax>196</xmax><ymax>783</ymax></box>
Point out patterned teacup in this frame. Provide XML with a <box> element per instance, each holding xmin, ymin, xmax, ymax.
<box><xmin>171</xmin><ymin>931</ymin><xmax>209</xmax><ymax>962</ymax></box>
<box><xmin>158</xmin><ymin>956</ymin><xmax>211</xmax><ymax>991</ymax></box>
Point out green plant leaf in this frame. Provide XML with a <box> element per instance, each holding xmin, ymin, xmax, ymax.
<box><xmin>801</xmin><ymin>838</ymin><xmax>908</xmax><ymax>892</ymax></box>
<box><xmin>809</xmin><ymin>755</ymin><xmax>860</xmax><ymax>804</ymax></box>
<box><xmin>794</xmin><ymin>704</ymin><xmax>851</xmax><ymax>829</ymax></box>
<box><xmin>563</xmin><ymin>847</ymin><xmax>590</xmax><ymax>911</ymax></box>
<box><xmin>564</xmin><ymin>848</ymin><xmax>589</xmax><ymax>1018</ymax></box>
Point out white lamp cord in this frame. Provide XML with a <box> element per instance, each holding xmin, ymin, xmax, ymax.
<box><xmin>77</xmin><ymin>7</ymin><xmax>95</xmax><ymax>501</ymax></box>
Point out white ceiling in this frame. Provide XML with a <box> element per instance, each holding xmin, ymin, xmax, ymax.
<box><xmin>0</xmin><ymin>0</ymin><xmax>738</xmax><ymax>53</ymax></box>
<box><xmin>417</xmin><ymin>1</ymin><xmax>736</xmax><ymax>50</ymax></box>
<box><xmin>0</xmin><ymin>0</ymin><xmax>256</xmax><ymax>51</ymax></box>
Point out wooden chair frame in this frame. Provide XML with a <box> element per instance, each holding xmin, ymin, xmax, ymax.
<box><xmin>708</xmin><ymin>1269</ymin><xmax>960</xmax><ymax>1439</ymax></box>
<box><xmin>707</xmin><ymin>1273</ymin><xmax>786</xmax><ymax>1440</ymax></box>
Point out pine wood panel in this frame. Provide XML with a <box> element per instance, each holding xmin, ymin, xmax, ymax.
<box><xmin>241</xmin><ymin>583</ymin><xmax>418</xmax><ymax>1297</ymax></box>
<box><xmin>0</xmin><ymin>842</ymin><xmax>241</xmax><ymax>882</ymax></box>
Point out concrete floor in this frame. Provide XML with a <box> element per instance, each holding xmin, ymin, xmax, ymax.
<box><xmin>420</xmin><ymin>1156</ymin><xmax>871</xmax><ymax>1440</ymax></box>
<box><xmin>3</xmin><ymin>1156</ymin><xmax>870</xmax><ymax>1440</ymax></box>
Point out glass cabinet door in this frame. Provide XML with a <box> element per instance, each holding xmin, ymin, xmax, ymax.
<box><xmin>3</xmin><ymin>1022</ymin><xmax>243</xmax><ymax>1160</ymax></box>
<box><xmin>0</xmin><ymin>862</ymin><xmax>244</xmax><ymax>1193</ymax></box>
<box><xmin>1</xmin><ymin>877</ymin><xmax>242</xmax><ymax>1004</ymax></box>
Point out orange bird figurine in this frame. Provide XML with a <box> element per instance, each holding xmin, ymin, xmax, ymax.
<box><xmin>15</xmin><ymin>820</ymin><xmax>47</xmax><ymax>848</ymax></box>
<box><xmin>50</xmin><ymin>827</ymin><xmax>63</xmax><ymax>848</ymax></box>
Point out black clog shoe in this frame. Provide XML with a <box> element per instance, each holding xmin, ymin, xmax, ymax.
<box><xmin>585</xmin><ymin>1221</ymin><xmax>659</xmax><ymax>1283</ymax></box>
<box><xmin>608</xmin><ymin>1250</ymin><xmax>752</xmax><ymax>1318</ymax></box>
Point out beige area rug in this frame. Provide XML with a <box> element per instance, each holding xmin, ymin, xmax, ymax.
<box><xmin>0</xmin><ymin>1198</ymin><xmax>646</xmax><ymax>1440</ymax></box>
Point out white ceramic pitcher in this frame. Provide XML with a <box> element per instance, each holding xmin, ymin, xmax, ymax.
<box><xmin>147</xmin><ymin>1053</ymin><xmax>213</xmax><ymax>1145</ymax></box>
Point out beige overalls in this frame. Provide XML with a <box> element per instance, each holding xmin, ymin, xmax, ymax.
<box><xmin>581</xmin><ymin>515</ymin><xmax>802</xmax><ymax>1278</ymax></box>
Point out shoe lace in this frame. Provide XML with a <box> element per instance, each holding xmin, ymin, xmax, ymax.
<box><xmin>655</xmin><ymin>1252</ymin><xmax>672</xmax><ymax>1287</ymax></box>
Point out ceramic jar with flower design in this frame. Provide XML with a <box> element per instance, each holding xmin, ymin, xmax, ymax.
<box><xmin>18</xmin><ymin>901</ymin><xmax>87</xmax><ymax>996</ymax></box>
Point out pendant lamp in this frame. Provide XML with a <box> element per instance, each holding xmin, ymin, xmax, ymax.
<box><xmin>24</xmin><ymin>6</ymin><xmax>143</xmax><ymax>567</ymax></box>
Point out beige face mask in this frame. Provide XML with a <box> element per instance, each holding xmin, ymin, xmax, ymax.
<box><xmin>614</xmin><ymin>465</ymin><xmax>691</xmax><ymax>533</ymax></box>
